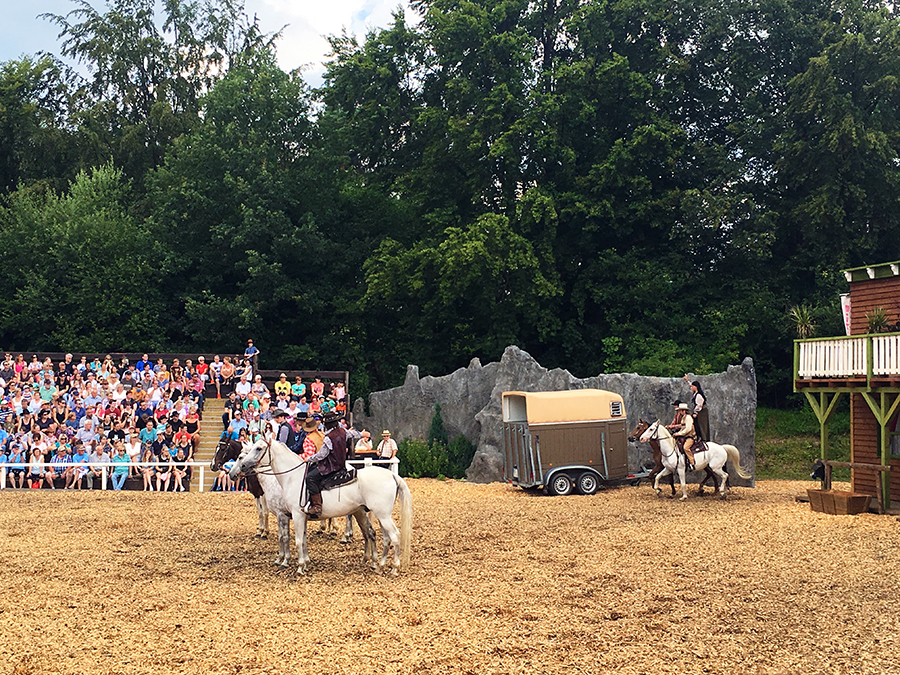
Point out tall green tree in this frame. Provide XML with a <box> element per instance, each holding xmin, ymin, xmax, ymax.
<box><xmin>0</xmin><ymin>163</ymin><xmax>164</xmax><ymax>350</ymax></box>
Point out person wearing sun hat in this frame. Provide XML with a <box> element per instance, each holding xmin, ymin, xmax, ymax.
<box><xmin>274</xmin><ymin>373</ymin><xmax>291</xmax><ymax>398</ymax></box>
<box><xmin>377</xmin><ymin>429</ymin><xmax>398</xmax><ymax>460</ymax></box>
<box><xmin>672</xmin><ymin>403</ymin><xmax>697</xmax><ymax>470</ymax></box>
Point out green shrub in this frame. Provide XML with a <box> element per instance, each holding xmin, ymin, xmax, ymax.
<box><xmin>428</xmin><ymin>403</ymin><xmax>449</xmax><ymax>448</ymax></box>
<box><xmin>397</xmin><ymin>433</ymin><xmax>475</xmax><ymax>479</ymax></box>
<box><xmin>397</xmin><ymin>438</ymin><xmax>449</xmax><ymax>479</ymax></box>
<box><xmin>447</xmin><ymin>434</ymin><xmax>475</xmax><ymax>479</ymax></box>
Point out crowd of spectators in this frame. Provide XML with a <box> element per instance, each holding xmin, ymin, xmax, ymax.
<box><xmin>214</xmin><ymin>372</ymin><xmax>349</xmax><ymax>490</ymax></box>
<box><xmin>0</xmin><ymin>350</ymin><xmax>237</xmax><ymax>491</ymax></box>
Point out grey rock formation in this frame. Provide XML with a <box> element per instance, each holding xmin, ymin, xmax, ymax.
<box><xmin>351</xmin><ymin>346</ymin><xmax>757</xmax><ymax>486</ymax></box>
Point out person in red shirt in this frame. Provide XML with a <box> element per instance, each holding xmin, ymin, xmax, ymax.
<box><xmin>195</xmin><ymin>356</ymin><xmax>210</xmax><ymax>391</ymax></box>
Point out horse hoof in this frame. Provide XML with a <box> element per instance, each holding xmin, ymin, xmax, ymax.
<box><xmin>720</xmin><ymin>494</ymin><xmax>727</xmax><ymax>501</ymax></box>
<box><xmin>259</xmin><ymin>534</ymin><xmax>268</xmax><ymax>540</ymax></box>
<box><xmin>340</xmin><ymin>537</ymin><xmax>353</xmax><ymax>545</ymax></box>
<box><xmin>679</xmin><ymin>496</ymin><xmax>688</xmax><ymax>502</ymax></box>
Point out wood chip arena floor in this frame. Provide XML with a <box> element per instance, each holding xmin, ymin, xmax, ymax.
<box><xmin>1</xmin><ymin>480</ymin><xmax>898</xmax><ymax>675</ymax></box>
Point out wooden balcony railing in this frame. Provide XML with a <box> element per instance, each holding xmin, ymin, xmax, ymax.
<box><xmin>795</xmin><ymin>333</ymin><xmax>900</xmax><ymax>387</ymax></box>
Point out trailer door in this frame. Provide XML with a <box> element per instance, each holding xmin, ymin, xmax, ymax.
<box><xmin>503</xmin><ymin>421</ymin><xmax>540</xmax><ymax>488</ymax></box>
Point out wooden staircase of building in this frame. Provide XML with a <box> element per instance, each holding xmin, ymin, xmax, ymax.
<box><xmin>191</xmin><ymin>396</ymin><xmax>225</xmax><ymax>492</ymax></box>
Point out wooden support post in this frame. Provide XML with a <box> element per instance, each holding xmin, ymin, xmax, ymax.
<box><xmin>804</xmin><ymin>391</ymin><xmax>844</xmax><ymax>491</ymax></box>
<box><xmin>860</xmin><ymin>392</ymin><xmax>900</xmax><ymax>511</ymax></box>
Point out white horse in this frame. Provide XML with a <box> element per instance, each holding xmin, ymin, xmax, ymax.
<box><xmin>639</xmin><ymin>420</ymin><xmax>751</xmax><ymax>501</ymax></box>
<box><xmin>231</xmin><ymin>435</ymin><xmax>413</xmax><ymax>576</ymax></box>
<box><xmin>212</xmin><ymin>437</ymin><xmax>295</xmax><ymax>567</ymax></box>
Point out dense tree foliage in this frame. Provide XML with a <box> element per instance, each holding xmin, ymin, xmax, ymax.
<box><xmin>2</xmin><ymin>0</ymin><xmax>900</xmax><ymax>405</ymax></box>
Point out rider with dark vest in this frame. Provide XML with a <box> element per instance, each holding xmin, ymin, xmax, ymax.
<box><xmin>272</xmin><ymin>409</ymin><xmax>295</xmax><ymax>448</ymax></box>
<box><xmin>303</xmin><ymin>412</ymin><xmax>348</xmax><ymax>518</ymax></box>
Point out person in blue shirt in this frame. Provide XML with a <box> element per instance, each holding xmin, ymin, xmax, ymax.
<box><xmin>6</xmin><ymin>443</ymin><xmax>26</xmax><ymax>488</ymax></box>
<box><xmin>0</xmin><ymin>447</ymin><xmax>8</xmax><ymax>488</ymax></box>
<box><xmin>110</xmin><ymin>443</ymin><xmax>130</xmax><ymax>490</ymax></box>
<box><xmin>244</xmin><ymin>339</ymin><xmax>259</xmax><ymax>367</ymax></box>
<box><xmin>71</xmin><ymin>443</ymin><xmax>91</xmax><ymax>490</ymax></box>
<box><xmin>226</xmin><ymin>409</ymin><xmax>248</xmax><ymax>440</ymax></box>
<box><xmin>139</xmin><ymin>420</ymin><xmax>158</xmax><ymax>447</ymax></box>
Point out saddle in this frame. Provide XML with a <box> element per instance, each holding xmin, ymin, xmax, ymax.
<box><xmin>322</xmin><ymin>467</ymin><xmax>357</xmax><ymax>491</ymax></box>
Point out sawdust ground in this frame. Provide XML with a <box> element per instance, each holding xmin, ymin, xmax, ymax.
<box><xmin>0</xmin><ymin>479</ymin><xmax>898</xmax><ymax>675</ymax></box>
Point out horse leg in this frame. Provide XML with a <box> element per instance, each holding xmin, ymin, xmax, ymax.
<box><xmin>377</xmin><ymin>514</ymin><xmax>403</xmax><ymax>577</ymax></box>
<box><xmin>713</xmin><ymin>467</ymin><xmax>729</xmax><ymax>500</ymax></box>
<box><xmin>275</xmin><ymin>512</ymin><xmax>291</xmax><ymax>568</ymax></box>
<box><xmin>256</xmin><ymin>494</ymin><xmax>269</xmax><ymax>539</ymax></box>
<box><xmin>696</xmin><ymin>468</ymin><xmax>712</xmax><ymax>496</ymax></box>
<box><xmin>653</xmin><ymin>467</ymin><xmax>672</xmax><ymax>497</ymax></box>
<box><xmin>678</xmin><ymin>464</ymin><xmax>688</xmax><ymax>501</ymax></box>
<box><xmin>352</xmin><ymin>509</ymin><xmax>378</xmax><ymax>570</ymax></box>
<box><xmin>293</xmin><ymin>510</ymin><xmax>310</xmax><ymax>574</ymax></box>
<box><xmin>340</xmin><ymin>514</ymin><xmax>354</xmax><ymax>544</ymax></box>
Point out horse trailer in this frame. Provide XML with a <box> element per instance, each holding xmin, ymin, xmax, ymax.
<box><xmin>502</xmin><ymin>389</ymin><xmax>631</xmax><ymax>495</ymax></box>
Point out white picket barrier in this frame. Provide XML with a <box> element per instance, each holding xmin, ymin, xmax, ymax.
<box><xmin>0</xmin><ymin>461</ymin><xmax>208</xmax><ymax>491</ymax></box>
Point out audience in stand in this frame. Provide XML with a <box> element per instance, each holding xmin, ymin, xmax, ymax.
<box><xmin>0</xmin><ymin>349</ymin><xmax>349</xmax><ymax>491</ymax></box>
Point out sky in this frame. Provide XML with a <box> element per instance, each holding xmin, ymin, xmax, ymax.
<box><xmin>0</xmin><ymin>0</ymin><xmax>415</xmax><ymax>86</ymax></box>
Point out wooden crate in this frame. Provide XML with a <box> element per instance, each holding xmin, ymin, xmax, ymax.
<box><xmin>807</xmin><ymin>489</ymin><xmax>871</xmax><ymax>515</ymax></box>
<box><xmin>807</xmin><ymin>488</ymin><xmax>830</xmax><ymax>513</ymax></box>
<box><xmin>833</xmin><ymin>491</ymin><xmax>871</xmax><ymax>515</ymax></box>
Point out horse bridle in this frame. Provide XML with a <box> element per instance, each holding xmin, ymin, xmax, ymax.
<box><xmin>648</xmin><ymin>422</ymin><xmax>679</xmax><ymax>461</ymax></box>
<box><xmin>245</xmin><ymin>436</ymin><xmax>306</xmax><ymax>477</ymax></box>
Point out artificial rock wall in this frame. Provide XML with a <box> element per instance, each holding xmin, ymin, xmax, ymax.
<box><xmin>351</xmin><ymin>346</ymin><xmax>757</xmax><ymax>486</ymax></box>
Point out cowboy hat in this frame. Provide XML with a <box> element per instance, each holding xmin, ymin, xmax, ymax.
<box><xmin>302</xmin><ymin>417</ymin><xmax>320</xmax><ymax>433</ymax></box>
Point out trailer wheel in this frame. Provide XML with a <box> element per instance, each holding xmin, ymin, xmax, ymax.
<box><xmin>576</xmin><ymin>472</ymin><xmax>599</xmax><ymax>495</ymax></box>
<box><xmin>547</xmin><ymin>473</ymin><xmax>574</xmax><ymax>496</ymax></box>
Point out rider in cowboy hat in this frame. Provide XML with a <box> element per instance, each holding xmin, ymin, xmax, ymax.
<box><xmin>301</xmin><ymin>413</ymin><xmax>347</xmax><ymax>518</ymax></box>
<box><xmin>665</xmin><ymin>400</ymin><xmax>684</xmax><ymax>431</ymax></box>
<box><xmin>672</xmin><ymin>403</ymin><xmax>697</xmax><ymax>471</ymax></box>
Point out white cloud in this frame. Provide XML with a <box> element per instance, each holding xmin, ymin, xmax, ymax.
<box><xmin>0</xmin><ymin>0</ymin><xmax>417</xmax><ymax>87</ymax></box>
<box><xmin>253</xmin><ymin>0</ymin><xmax>416</xmax><ymax>84</ymax></box>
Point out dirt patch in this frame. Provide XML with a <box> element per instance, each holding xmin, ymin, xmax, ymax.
<box><xmin>0</xmin><ymin>480</ymin><xmax>898</xmax><ymax>674</ymax></box>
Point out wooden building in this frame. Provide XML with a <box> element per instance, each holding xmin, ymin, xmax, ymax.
<box><xmin>794</xmin><ymin>260</ymin><xmax>900</xmax><ymax>509</ymax></box>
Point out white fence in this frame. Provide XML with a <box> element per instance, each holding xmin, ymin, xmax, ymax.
<box><xmin>797</xmin><ymin>337</ymin><xmax>868</xmax><ymax>378</ymax></box>
<box><xmin>0</xmin><ymin>458</ymin><xmax>399</xmax><ymax>491</ymax></box>
<box><xmin>873</xmin><ymin>335</ymin><xmax>900</xmax><ymax>376</ymax></box>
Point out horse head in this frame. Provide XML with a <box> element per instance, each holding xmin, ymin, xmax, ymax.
<box><xmin>638</xmin><ymin>420</ymin><xmax>662</xmax><ymax>444</ymax></box>
<box><xmin>211</xmin><ymin>436</ymin><xmax>240</xmax><ymax>472</ymax></box>
<box><xmin>627</xmin><ymin>418</ymin><xmax>650</xmax><ymax>443</ymax></box>
<box><xmin>230</xmin><ymin>437</ymin><xmax>269</xmax><ymax>480</ymax></box>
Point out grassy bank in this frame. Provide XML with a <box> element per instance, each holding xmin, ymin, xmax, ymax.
<box><xmin>755</xmin><ymin>406</ymin><xmax>851</xmax><ymax>481</ymax></box>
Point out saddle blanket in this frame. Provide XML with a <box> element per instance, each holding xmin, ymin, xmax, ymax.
<box><xmin>322</xmin><ymin>467</ymin><xmax>357</xmax><ymax>491</ymax></box>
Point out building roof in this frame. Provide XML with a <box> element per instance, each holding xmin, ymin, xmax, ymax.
<box><xmin>843</xmin><ymin>261</ymin><xmax>900</xmax><ymax>283</ymax></box>
<box><xmin>502</xmin><ymin>389</ymin><xmax>625</xmax><ymax>424</ymax></box>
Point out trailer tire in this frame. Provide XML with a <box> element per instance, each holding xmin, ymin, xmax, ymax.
<box><xmin>576</xmin><ymin>472</ymin><xmax>599</xmax><ymax>495</ymax></box>
<box><xmin>547</xmin><ymin>473</ymin><xmax>574</xmax><ymax>496</ymax></box>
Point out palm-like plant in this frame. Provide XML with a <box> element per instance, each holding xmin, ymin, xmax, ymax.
<box><xmin>788</xmin><ymin>304</ymin><xmax>817</xmax><ymax>339</ymax></box>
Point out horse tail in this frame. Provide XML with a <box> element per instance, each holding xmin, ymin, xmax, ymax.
<box><xmin>724</xmin><ymin>445</ymin><xmax>752</xmax><ymax>480</ymax></box>
<box><xmin>392</xmin><ymin>473</ymin><xmax>414</xmax><ymax>571</ymax></box>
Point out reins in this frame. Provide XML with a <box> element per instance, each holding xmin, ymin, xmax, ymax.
<box><xmin>649</xmin><ymin>423</ymin><xmax>680</xmax><ymax>463</ymax></box>
<box><xmin>250</xmin><ymin>437</ymin><xmax>307</xmax><ymax>477</ymax></box>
